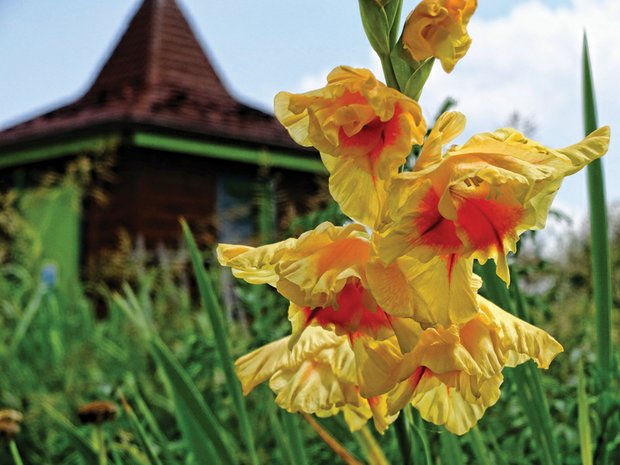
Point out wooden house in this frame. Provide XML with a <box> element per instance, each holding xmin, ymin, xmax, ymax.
<box><xmin>0</xmin><ymin>0</ymin><xmax>323</xmax><ymax>284</ymax></box>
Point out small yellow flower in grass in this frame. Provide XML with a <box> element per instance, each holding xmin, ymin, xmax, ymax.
<box><xmin>378</xmin><ymin>112</ymin><xmax>610</xmax><ymax>284</ymax></box>
<box><xmin>356</xmin><ymin>295</ymin><xmax>563</xmax><ymax>435</ymax></box>
<box><xmin>402</xmin><ymin>0</ymin><xmax>477</xmax><ymax>72</ymax></box>
<box><xmin>235</xmin><ymin>326</ymin><xmax>398</xmax><ymax>433</ymax></box>
<box><xmin>274</xmin><ymin>67</ymin><xmax>426</xmax><ymax>228</ymax></box>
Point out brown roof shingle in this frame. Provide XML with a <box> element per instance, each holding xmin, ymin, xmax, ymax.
<box><xmin>0</xmin><ymin>0</ymin><xmax>302</xmax><ymax>151</ymax></box>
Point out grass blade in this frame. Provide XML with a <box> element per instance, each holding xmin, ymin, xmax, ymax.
<box><xmin>353</xmin><ymin>426</ymin><xmax>391</xmax><ymax>465</ymax></box>
<box><xmin>118</xmin><ymin>393</ymin><xmax>165</xmax><ymax>465</ymax></box>
<box><xmin>439</xmin><ymin>431</ymin><xmax>465</xmax><ymax>465</ymax></box>
<box><xmin>9</xmin><ymin>282</ymin><xmax>47</xmax><ymax>353</ymax></box>
<box><xmin>281</xmin><ymin>411</ymin><xmax>309</xmax><ymax>465</ymax></box>
<box><xmin>266</xmin><ymin>404</ymin><xmax>295</xmax><ymax>465</ymax></box>
<box><xmin>302</xmin><ymin>413</ymin><xmax>364</xmax><ymax>465</ymax></box>
<box><xmin>42</xmin><ymin>404</ymin><xmax>99</xmax><ymax>463</ymax></box>
<box><xmin>9</xmin><ymin>440</ymin><xmax>24</xmax><ymax>465</ymax></box>
<box><xmin>409</xmin><ymin>410</ymin><xmax>432</xmax><ymax>465</ymax></box>
<box><xmin>467</xmin><ymin>427</ymin><xmax>492</xmax><ymax>465</ymax></box>
<box><xmin>582</xmin><ymin>32</ymin><xmax>612</xmax><ymax>388</ymax></box>
<box><xmin>181</xmin><ymin>219</ymin><xmax>260</xmax><ymax>465</ymax></box>
<box><xmin>578</xmin><ymin>364</ymin><xmax>593</xmax><ymax>465</ymax></box>
<box><xmin>149</xmin><ymin>338</ymin><xmax>236</xmax><ymax>465</ymax></box>
<box><xmin>396</xmin><ymin>407</ymin><xmax>432</xmax><ymax>465</ymax></box>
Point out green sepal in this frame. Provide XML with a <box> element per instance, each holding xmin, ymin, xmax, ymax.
<box><xmin>384</xmin><ymin>0</ymin><xmax>404</xmax><ymax>48</ymax></box>
<box><xmin>389</xmin><ymin>46</ymin><xmax>414</xmax><ymax>91</ymax></box>
<box><xmin>404</xmin><ymin>58</ymin><xmax>435</xmax><ymax>101</ymax></box>
<box><xmin>358</xmin><ymin>0</ymin><xmax>391</xmax><ymax>55</ymax></box>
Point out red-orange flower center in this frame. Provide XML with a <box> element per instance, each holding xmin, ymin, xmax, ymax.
<box><xmin>338</xmin><ymin>100</ymin><xmax>403</xmax><ymax>172</ymax></box>
<box><xmin>456</xmin><ymin>196</ymin><xmax>523</xmax><ymax>251</ymax></box>
<box><xmin>413</xmin><ymin>188</ymin><xmax>524</xmax><ymax>256</ymax></box>
<box><xmin>414</xmin><ymin>189</ymin><xmax>462</xmax><ymax>251</ymax></box>
<box><xmin>303</xmin><ymin>279</ymin><xmax>391</xmax><ymax>341</ymax></box>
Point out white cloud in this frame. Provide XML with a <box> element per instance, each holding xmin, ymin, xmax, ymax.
<box><xmin>295</xmin><ymin>0</ymin><xmax>620</xmax><ymax>212</ymax></box>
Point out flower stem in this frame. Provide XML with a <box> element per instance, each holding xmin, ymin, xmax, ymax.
<box><xmin>9</xmin><ymin>440</ymin><xmax>24</xmax><ymax>465</ymax></box>
<box><xmin>380</xmin><ymin>54</ymin><xmax>400</xmax><ymax>90</ymax></box>
<box><xmin>96</xmin><ymin>425</ymin><xmax>106</xmax><ymax>465</ymax></box>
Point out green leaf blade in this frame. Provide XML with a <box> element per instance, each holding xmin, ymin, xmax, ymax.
<box><xmin>582</xmin><ymin>32</ymin><xmax>613</xmax><ymax>388</ymax></box>
<box><xmin>181</xmin><ymin>220</ymin><xmax>260</xmax><ymax>465</ymax></box>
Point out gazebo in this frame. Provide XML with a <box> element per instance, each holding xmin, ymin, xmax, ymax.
<box><xmin>0</xmin><ymin>0</ymin><xmax>322</xmax><ymax>283</ymax></box>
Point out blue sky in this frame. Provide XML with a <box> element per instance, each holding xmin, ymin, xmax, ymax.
<box><xmin>0</xmin><ymin>0</ymin><xmax>617</xmax><ymax>222</ymax></box>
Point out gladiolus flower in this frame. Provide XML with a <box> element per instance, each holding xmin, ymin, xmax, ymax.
<box><xmin>402</xmin><ymin>0</ymin><xmax>477</xmax><ymax>72</ymax></box>
<box><xmin>378</xmin><ymin>112</ymin><xmax>611</xmax><ymax>283</ymax></box>
<box><xmin>357</xmin><ymin>295</ymin><xmax>563</xmax><ymax>435</ymax></box>
<box><xmin>274</xmin><ymin>66</ymin><xmax>426</xmax><ymax>228</ymax></box>
<box><xmin>235</xmin><ymin>326</ymin><xmax>398</xmax><ymax>433</ymax></box>
<box><xmin>218</xmin><ymin>222</ymin><xmax>481</xmax><ymax>350</ymax></box>
<box><xmin>219</xmin><ymin>222</ymin><xmax>423</xmax><ymax>351</ymax></box>
<box><xmin>217</xmin><ymin>222</ymin><xmax>370</xmax><ymax>310</ymax></box>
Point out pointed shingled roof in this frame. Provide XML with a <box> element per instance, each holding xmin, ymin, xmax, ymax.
<box><xmin>0</xmin><ymin>0</ymin><xmax>300</xmax><ymax>151</ymax></box>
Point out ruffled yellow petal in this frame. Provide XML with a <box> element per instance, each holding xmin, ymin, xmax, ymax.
<box><xmin>366</xmin><ymin>253</ymin><xmax>481</xmax><ymax>327</ymax></box>
<box><xmin>402</xmin><ymin>0</ymin><xmax>477</xmax><ymax>73</ymax></box>
<box><xmin>353</xmin><ymin>337</ymin><xmax>405</xmax><ymax>398</ymax></box>
<box><xmin>342</xmin><ymin>394</ymin><xmax>399</xmax><ymax>434</ymax></box>
<box><xmin>236</xmin><ymin>327</ymin><xmax>359</xmax><ymax>413</ymax></box>
<box><xmin>388</xmin><ymin>369</ymin><xmax>502</xmax><ymax>435</ymax></box>
<box><xmin>366</xmin><ymin>395</ymin><xmax>400</xmax><ymax>433</ymax></box>
<box><xmin>216</xmin><ymin>239</ymin><xmax>295</xmax><ymax>286</ymax></box>
<box><xmin>477</xmin><ymin>295</ymin><xmax>564</xmax><ymax>368</ymax></box>
<box><xmin>218</xmin><ymin>222</ymin><xmax>370</xmax><ymax>309</ymax></box>
<box><xmin>235</xmin><ymin>326</ymin><xmax>344</xmax><ymax>395</ymax></box>
<box><xmin>396</xmin><ymin>298</ymin><xmax>563</xmax><ymax>383</ymax></box>
<box><xmin>415</xmin><ymin>111</ymin><xmax>466</xmax><ymax>171</ymax></box>
<box><xmin>236</xmin><ymin>326</ymin><xmax>398</xmax><ymax>433</ymax></box>
<box><xmin>275</xmin><ymin>66</ymin><xmax>426</xmax><ymax>228</ymax></box>
<box><xmin>269</xmin><ymin>358</ymin><xmax>358</xmax><ymax>414</ymax></box>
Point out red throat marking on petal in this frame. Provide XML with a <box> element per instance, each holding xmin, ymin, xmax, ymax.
<box><xmin>338</xmin><ymin>103</ymin><xmax>404</xmax><ymax>180</ymax></box>
<box><xmin>414</xmin><ymin>189</ymin><xmax>462</xmax><ymax>252</ymax></box>
<box><xmin>456</xmin><ymin>197</ymin><xmax>523</xmax><ymax>252</ymax></box>
<box><xmin>303</xmin><ymin>279</ymin><xmax>391</xmax><ymax>340</ymax></box>
<box><xmin>444</xmin><ymin>254</ymin><xmax>458</xmax><ymax>283</ymax></box>
<box><xmin>410</xmin><ymin>366</ymin><xmax>427</xmax><ymax>391</ymax></box>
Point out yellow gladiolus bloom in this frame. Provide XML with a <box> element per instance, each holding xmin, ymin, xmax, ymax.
<box><xmin>378</xmin><ymin>112</ymin><xmax>611</xmax><ymax>283</ymax></box>
<box><xmin>356</xmin><ymin>295</ymin><xmax>563</xmax><ymax>435</ymax></box>
<box><xmin>402</xmin><ymin>0</ymin><xmax>477</xmax><ymax>73</ymax></box>
<box><xmin>219</xmin><ymin>221</ymin><xmax>480</xmax><ymax>350</ymax></box>
<box><xmin>217</xmin><ymin>222</ymin><xmax>370</xmax><ymax>310</ymax></box>
<box><xmin>274</xmin><ymin>66</ymin><xmax>426</xmax><ymax>228</ymax></box>
<box><xmin>235</xmin><ymin>326</ymin><xmax>398</xmax><ymax>433</ymax></box>
<box><xmin>218</xmin><ymin>222</ymin><xmax>401</xmax><ymax>345</ymax></box>
<box><xmin>219</xmin><ymin>222</ymin><xmax>421</xmax><ymax>350</ymax></box>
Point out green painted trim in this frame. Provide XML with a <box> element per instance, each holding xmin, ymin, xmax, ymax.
<box><xmin>132</xmin><ymin>132</ymin><xmax>327</xmax><ymax>174</ymax></box>
<box><xmin>0</xmin><ymin>135</ymin><xmax>120</xmax><ymax>169</ymax></box>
